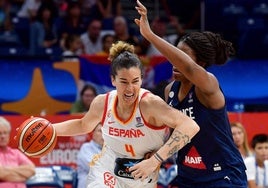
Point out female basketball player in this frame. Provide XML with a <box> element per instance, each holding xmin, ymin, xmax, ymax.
<box><xmin>134</xmin><ymin>0</ymin><xmax>247</xmax><ymax>187</ymax></box>
<box><xmin>52</xmin><ymin>41</ymin><xmax>200</xmax><ymax>188</ymax></box>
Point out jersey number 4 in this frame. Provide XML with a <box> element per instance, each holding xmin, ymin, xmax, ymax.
<box><xmin>125</xmin><ymin>144</ymin><xmax>136</xmax><ymax>157</ymax></box>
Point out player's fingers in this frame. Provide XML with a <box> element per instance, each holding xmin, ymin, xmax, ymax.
<box><xmin>136</xmin><ymin>0</ymin><xmax>147</xmax><ymax>12</ymax></box>
<box><xmin>132</xmin><ymin>172</ymin><xmax>142</xmax><ymax>180</ymax></box>
<box><xmin>140</xmin><ymin>175</ymin><xmax>148</xmax><ymax>181</ymax></box>
<box><xmin>135</xmin><ymin>7</ymin><xmax>146</xmax><ymax>16</ymax></box>
<box><xmin>134</xmin><ymin>19</ymin><xmax>140</xmax><ymax>26</ymax></box>
<box><xmin>129</xmin><ymin>165</ymin><xmax>137</xmax><ymax>172</ymax></box>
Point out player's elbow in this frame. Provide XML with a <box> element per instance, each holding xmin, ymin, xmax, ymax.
<box><xmin>192</xmin><ymin>120</ymin><xmax>200</xmax><ymax>136</ymax></box>
<box><xmin>182</xmin><ymin>117</ymin><xmax>200</xmax><ymax>139</ymax></box>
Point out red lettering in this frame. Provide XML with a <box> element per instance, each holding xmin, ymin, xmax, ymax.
<box><xmin>108</xmin><ymin>127</ymin><xmax>145</xmax><ymax>138</ymax></box>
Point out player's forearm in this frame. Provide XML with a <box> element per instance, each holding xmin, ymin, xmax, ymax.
<box><xmin>145</xmin><ymin>31</ymin><xmax>194</xmax><ymax>72</ymax></box>
<box><xmin>53</xmin><ymin>118</ymin><xmax>85</xmax><ymax>136</ymax></box>
<box><xmin>155</xmin><ymin>118</ymin><xmax>199</xmax><ymax>162</ymax></box>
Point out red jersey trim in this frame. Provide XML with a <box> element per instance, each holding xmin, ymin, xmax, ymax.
<box><xmin>101</xmin><ymin>92</ymin><xmax>110</xmax><ymax>125</ymax></box>
<box><xmin>112</xmin><ymin>96</ymin><xmax>138</xmax><ymax>125</ymax></box>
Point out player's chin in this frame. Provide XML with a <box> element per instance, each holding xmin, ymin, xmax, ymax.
<box><xmin>173</xmin><ymin>73</ymin><xmax>183</xmax><ymax>81</ymax></box>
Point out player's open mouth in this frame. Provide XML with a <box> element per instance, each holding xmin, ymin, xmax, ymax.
<box><xmin>124</xmin><ymin>93</ymin><xmax>134</xmax><ymax>99</ymax></box>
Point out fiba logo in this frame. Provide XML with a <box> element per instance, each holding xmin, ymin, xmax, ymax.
<box><xmin>135</xmin><ymin>117</ymin><xmax>144</xmax><ymax>127</ymax></box>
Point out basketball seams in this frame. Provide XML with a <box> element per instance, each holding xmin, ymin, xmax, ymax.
<box><xmin>24</xmin><ymin>125</ymin><xmax>56</xmax><ymax>157</ymax></box>
<box><xmin>17</xmin><ymin>117</ymin><xmax>57</xmax><ymax>158</ymax></box>
<box><xmin>24</xmin><ymin>120</ymin><xmax>50</xmax><ymax>154</ymax></box>
<box><xmin>18</xmin><ymin>117</ymin><xmax>45</xmax><ymax>152</ymax></box>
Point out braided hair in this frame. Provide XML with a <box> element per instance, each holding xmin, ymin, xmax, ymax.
<box><xmin>179</xmin><ymin>31</ymin><xmax>235</xmax><ymax>68</ymax></box>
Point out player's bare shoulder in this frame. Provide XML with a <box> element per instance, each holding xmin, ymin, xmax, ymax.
<box><xmin>83</xmin><ymin>93</ymin><xmax>107</xmax><ymax>124</ymax></box>
<box><xmin>140</xmin><ymin>91</ymin><xmax>167</xmax><ymax>112</ymax></box>
<box><xmin>90</xmin><ymin>94</ymin><xmax>107</xmax><ymax>112</ymax></box>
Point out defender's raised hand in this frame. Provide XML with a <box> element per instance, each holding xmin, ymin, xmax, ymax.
<box><xmin>134</xmin><ymin>0</ymin><xmax>152</xmax><ymax>39</ymax></box>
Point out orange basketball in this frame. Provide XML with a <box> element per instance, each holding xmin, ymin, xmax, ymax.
<box><xmin>16</xmin><ymin>117</ymin><xmax>57</xmax><ymax>158</ymax></box>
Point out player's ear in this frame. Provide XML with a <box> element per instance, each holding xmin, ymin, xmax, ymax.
<box><xmin>111</xmin><ymin>76</ymin><xmax>116</xmax><ymax>87</ymax></box>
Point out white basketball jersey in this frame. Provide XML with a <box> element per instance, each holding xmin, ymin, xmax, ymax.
<box><xmin>101</xmin><ymin>88</ymin><xmax>168</xmax><ymax>159</ymax></box>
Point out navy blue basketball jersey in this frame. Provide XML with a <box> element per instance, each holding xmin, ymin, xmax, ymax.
<box><xmin>167</xmin><ymin>81</ymin><xmax>246</xmax><ymax>183</ymax></box>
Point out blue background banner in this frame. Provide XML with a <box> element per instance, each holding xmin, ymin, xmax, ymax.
<box><xmin>0</xmin><ymin>56</ymin><xmax>267</xmax><ymax>114</ymax></box>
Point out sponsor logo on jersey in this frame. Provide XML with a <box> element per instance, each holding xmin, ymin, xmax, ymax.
<box><xmin>213</xmin><ymin>163</ymin><xmax>222</xmax><ymax>171</ymax></box>
<box><xmin>183</xmin><ymin>146</ymin><xmax>206</xmax><ymax>169</ymax></box>
<box><xmin>117</xmin><ymin>161</ymin><xmax>139</xmax><ymax>178</ymax></box>
<box><xmin>103</xmin><ymin>171</ymin><xmax>116</xmax><ymax>187</ymax></box>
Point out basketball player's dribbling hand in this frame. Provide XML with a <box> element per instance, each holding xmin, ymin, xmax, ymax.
<box><xmin>134</xmin><ymin>0</ymin><xmax>152</xmax><ymax>39</ymax></box>
<box><xmin>129</xmin><ymin>156</ymin><xmax>160</xmax><ymax>181</ymax></box>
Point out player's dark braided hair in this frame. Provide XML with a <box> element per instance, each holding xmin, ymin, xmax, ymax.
<box><xmin>179</xmin><ymin>31</ymin><xmax>235</xmax><ymax>68</ymax></box>
<box><xmin>109</xmin><ymin>41</ymin><xmax>143</xmax><ymax>78</ymax></box>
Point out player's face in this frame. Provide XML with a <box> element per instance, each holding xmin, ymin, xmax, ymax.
<box><xmin>112</xmin><ymin>67</ymin><xmax>142</xmax><ymax>105</ymax></box>
<box><xmin>173</xmin><ymin>42</ymin><xmax>197</xmax><ymax>81</ymax></box>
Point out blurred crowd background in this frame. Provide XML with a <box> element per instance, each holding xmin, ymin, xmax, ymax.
<box><xmin>0</xmin><ymin>0</ymin><xmax>268</xmax><ymax>114</ymax></box>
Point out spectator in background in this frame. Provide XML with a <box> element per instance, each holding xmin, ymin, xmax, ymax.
<box><xmin>9</xmin><ymin>0</ymin><xmax>24</xmax><ymax>17</ymax></box>
<box><xmin>0</xmin><ymin>0</ymin><xmax>11</xmax><ymax>30</ymax></box>
<box><xmin>17</xmin><ymin>0</ymin><xmax>41</xmax><ymax>21</ymax></box>
<box><xmin>57</xmin><ymin>1</ymin><xmax>86</xmax><ymax>50</ymax></box>
<box><xmin>113</xmin><ymin>16</ymin><xmax>141</xmax><ymax>54</ymax></box>
<box><xmin>94</xmin><ymin>0</ymin><xmax>121</xmax><ymax>20</ymax></box>
<box><xmin>95</xmin><ymin>33</ymin><xmax>115</xmax><ymax>56</ymax></box>
<box><xmin>76</xmin><ymin>123</ymin><xmax>104</xmax><ymax>188</ymax></box>
<box><xmin>244</xmin><ymin>133</ymin><xmax>268</xmax><ymax>188</ymax></box>
<box><xmin>62</xmin><ymin>34</ymin><xmax>83</xmax><ymax>62</ymax></box>
<box><xmin>140</xmin><ymin>16</ymin><xmax>184</xmax><ymax>57</ymax></box>
<box><xmin>70</xmin><ymin>84</ymin><xmax>97</xmax><ymax>114</ymax></box>
<box><xmin>39</xmin><ymin>0</ymin><xmax>58</xmax><ymax>19</ymax></box>
<box><xmin>29</xmin><ymin>6</ymin><xmax>58</xmax><ymax>55</ymax></box>
<box><xmin>164</xmin><ymin>0</ymin><xmax>201</xmax><ymax>31</ymax></box>
<box><xmin>80</xmin><ymin>18</ymin><xmax>109</xmax><ymax>54</ymax></box>
<box><xmin>93</xmin><ymin>0</ymin><xmax>122</xmax><ymax>30</ymax></box>
<box><xmin>0</xmin><ymin>0</ymin><xmax>21</xmax><ymax>46</ymax></box>
<box><xmin>231</xmin><ymin>122</ymin><xmax>253</xmax><ymax>159</ymax></box>
<box><xmin>79</xmin><ymin>0</ymin><xmax>97</xmax><ymax>17</ymax></box>
<box><xmin>0</xmin><ymin>116</ymin><xmax>35</xmax><ymax>188</ymax></box>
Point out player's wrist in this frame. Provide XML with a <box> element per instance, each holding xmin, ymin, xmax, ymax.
<box><xmin>152</xmin><ymin>152</ymin><xmax>163</xmax><ymax>166</ymax></box>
